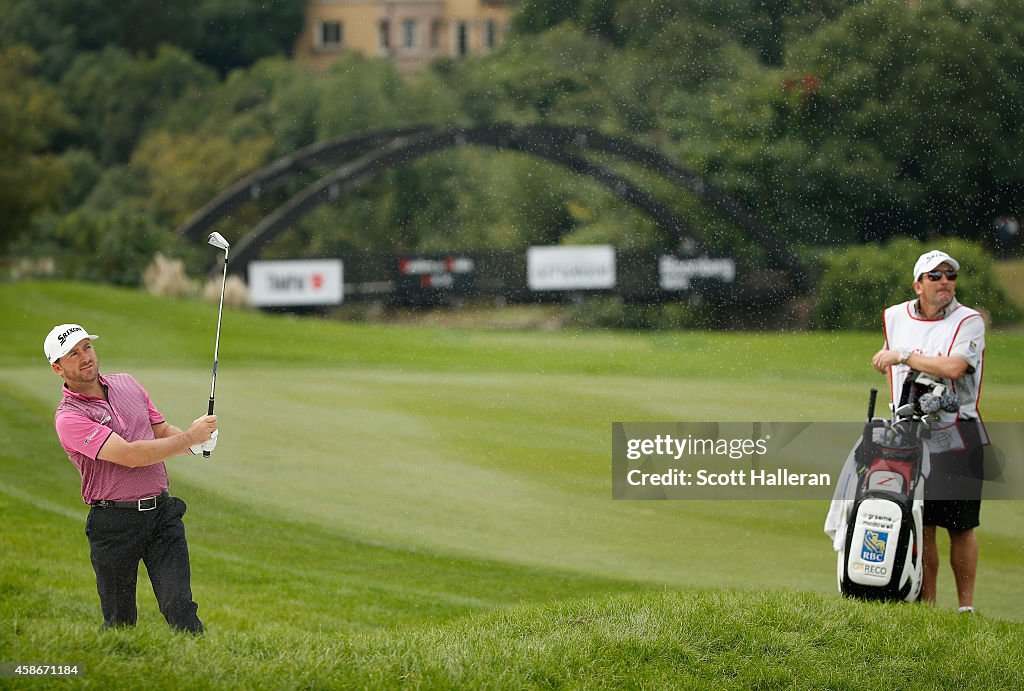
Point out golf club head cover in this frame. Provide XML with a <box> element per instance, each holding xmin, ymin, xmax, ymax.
<box><xmin>940</xmin><ymin>391</ymin><xmax>961</xmax><ymax>413</ymax></box>
<box><xmin>917</xmin><ymin>393</ymin><xmax>941</xmax><ymax>415</ymax></box>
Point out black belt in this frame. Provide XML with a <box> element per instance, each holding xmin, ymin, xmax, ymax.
<box><xmin>91</xmin><ymin>490</ymin><xmax>169</xmax><ymax>511</ymax></box>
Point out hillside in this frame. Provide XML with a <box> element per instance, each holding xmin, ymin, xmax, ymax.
<box><xmin>1</xmin><ymin>281</ymin><xmax>1022</xmax><ymax>687</ymax></box>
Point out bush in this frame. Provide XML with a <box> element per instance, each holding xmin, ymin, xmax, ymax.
<box><xmin>566</xmin><ymin>296</ymin><xmax>713</xmax><ymax>330</ymax></box>
<box><xmin>810</xmin><ymin>238</ymin><xmax>1021</xmax><ymax>330</ymax></box>
<box><xmin>567</xmin><ymin>296</ymin><xmax>627</xmax><ymax>329</ymax></box>
<box><xmin>11</xmin><ymin>201</ymin><xmax>180</xmax><ymax>286</ymax></box>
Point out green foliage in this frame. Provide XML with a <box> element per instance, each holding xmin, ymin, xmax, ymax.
<box><xmin>633</xmin><ymin>19</ymin><xmax>755</xmax><ymax>94</ymax></box>
<box><xmin>26</xmin><ymin>202</ymin><xmax>179</xmax><ymax>285</ymax></box>
<box><xmin>811</xmin><ymin>238</ymin><xmax>1022</xmax><ymax>330</ymax></box>
<box><xmin>0</xmin><ymin>0</ymin><xmax>306</xmax><ymax>76</ymax></box>
<box><xmin>458</xmin><ymin>27</ymin><xmax>616</xmax><ymax>124</ymax></box>
<box><xmin>4</xmin><ymin>0</ymin><xmax>1024</xmax><ymax>291</ymax></box>
<box><xmin>193</xmin><ymin>0</ymin><xmax>306</xmax><ymax>74</ymax></box>
<box><xmin>512</xmin><ymin>0</ymin><xmax>582</xmax><ymax>35</ymax></box>
<box><xmin>0</xmin><ymin>1</ymin><xmax>80</xmax><ymax>80</ymax></box>
<box><xmin>158</xmin><ymin>52</ymin><xmax>451</xmax><ymax>152</ymax></box>
<box><xmin>54</xmin><ymin>148</ymin><xmax>103</xmax><ymax>210</ymax></box>
<box><xmin>157</xmin><ymin>57</ymin><xmax>319</xmax><ymax>152</ymax></box>
<box><xmin>514</xmin><ymin>1</ymin><xmax>865</xmax><ymax>63</ymax></box>
<box><xmin>791</xmin><ymin>0</ymin><xmax>1016</xmax><ymax>231</ymax></box>
<box><xmin>568</xmin><ymin>296</ymin><xmax>714</xmax><ymax>330</ymax></box>
<box><xmin>148</xmin><ymin>54</ymin><xmax>468</xmax><ymax>256</ymax></box>
<box><xmin>131</xmin><ymin>130</ymin><xmax>276</xmax><ymax>228</ymax></box>
<box><xmin>567</xmin><ymin>296</ymin><xmax>630</xmax><ymax>329</ymax></box>
<box><xmin>686</xmin><ymin>0</ymin><xmax>1024</xmax><ymax>245</ymax></box>
<box><xmin>0</xmin><ymin>45</ymin><xmax>76</xmax><ymax>251</ymax></box>
<box><xmin>315</xmin><ymin>54</ymin><xmax>414</xmax><ymax>137</ymax></box>
<box><xmin>59</xmin><ymin>45</ymin><xmax>216</xmax><ymax>164</ymax></box>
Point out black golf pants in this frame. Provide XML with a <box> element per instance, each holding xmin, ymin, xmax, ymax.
<box><xmin>85</xmin><ymin>495</ymin><xmax>203</xmax><ymax>634</ymax></box>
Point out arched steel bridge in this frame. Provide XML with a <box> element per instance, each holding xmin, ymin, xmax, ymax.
<box><xmin>175</xmin><ymin>123</ymin><xmax>806</xmax><ymax>290</ymax></box>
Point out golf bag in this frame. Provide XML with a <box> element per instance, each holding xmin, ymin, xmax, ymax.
<box><xmin>838</xmin><ymin>415</ymin><xmax>925</xmax><ymax>602</ymax></box>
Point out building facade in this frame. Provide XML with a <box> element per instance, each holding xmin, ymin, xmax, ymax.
<box><xmin>295</xmin><ymin>0</ymin><xmax>516</xmax><ymax>72</ymax></box>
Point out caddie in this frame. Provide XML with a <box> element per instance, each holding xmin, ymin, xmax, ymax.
<box><xmin>870</xmin><ymin>250</ymin><xmax>986</xmax><ymax>613</ymax></box>
<box><xmin>45</xmin><ymin>323</ymin><xmax>217</xmax><ymax>633</ymax></box>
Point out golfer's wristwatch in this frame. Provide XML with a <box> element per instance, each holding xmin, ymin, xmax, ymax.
<box><xmin>898</xmin><ymin>348</ymin><xmax>912</xmax><ymax>365</ymax></box>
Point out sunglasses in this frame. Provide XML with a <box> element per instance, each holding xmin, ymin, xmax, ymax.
<box><xmin>922</xmin><ymin>269</ymin><xmax>958</xmax><ymax>281</ymax></box>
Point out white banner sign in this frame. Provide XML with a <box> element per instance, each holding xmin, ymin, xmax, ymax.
<box><xmin>527</xmin><ymin>245</ymin><xmax>616</xmax><ymax>291</ymax></box>
<box><xmin>248</xmin><ymin>259</ymin><xmax>343</xmax><ymax>306</ymax></box>
<box><xmin>658</xmin><ymin>256</ymin><xmax>736</xmax><ymax>291</ymax></box>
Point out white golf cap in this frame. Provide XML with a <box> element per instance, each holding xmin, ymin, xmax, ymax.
<box><xmin>913</xmin><ymin>250</ymin><xmax>960</xmax><ymax>281</ymax></box>
<box><xmin>44</xmin><ymin>323</ymin><xmax>99</xmax><ymax>364</ymax></box>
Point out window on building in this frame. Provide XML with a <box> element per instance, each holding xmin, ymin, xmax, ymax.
<box><xmin>485</xmin><ymin>20</ymin><xmax>497</xmax><ymax>49</ymax></box>
<box><xmin>318</xmin><ymin>21</ymin><xmax>343</xmax><ymax>50</ymax></box>
<box><xmin>402</xmin><ymin>19</ymin><xmax>417</xmax><ymax>49</ymax></box>
<box><xmin>455</xmin><ymin>21</ymin><xmax>469</xmax><ymax>57</ymax></box>
<box><xmin>379</xmin><ymin>20</ymin><xmax>391</xmax><ymax>49</ymax></box>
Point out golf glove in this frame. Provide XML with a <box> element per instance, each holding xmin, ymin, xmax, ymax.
<box><xmin>190</xmin><ymin>429</ymin><xmax>219</xmax><ymax>455</ymax></box>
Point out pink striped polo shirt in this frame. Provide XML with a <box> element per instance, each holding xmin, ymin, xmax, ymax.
<box><xmin>54</xmin><ymin>372</ymin><xmax>169</xmax><ymax>504</ymax></box>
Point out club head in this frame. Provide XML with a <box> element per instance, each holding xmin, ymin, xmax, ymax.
<box><xmin>207</xmin><ymin>232</ymin><xmax>230</xmax><ymax>251</ymax></box>
<box><xmin>893</xmin><ymin>403</ymin><xmax>916</xmax><ymax>420</ymax></box>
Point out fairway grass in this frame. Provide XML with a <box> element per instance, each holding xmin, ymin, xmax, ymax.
<box><xmin>2</xmin><ymin>281</ymin><xmax>1023</xmax><ymax>687</ymax></box>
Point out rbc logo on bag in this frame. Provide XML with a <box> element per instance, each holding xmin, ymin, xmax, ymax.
<box><xmin>861</xmin><ymin>530</ymin><xmax>888</xmax><ymax>562</ymax></box>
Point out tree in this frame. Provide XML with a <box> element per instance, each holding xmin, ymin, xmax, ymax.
<box><xmin>131</xmin><ymin>130</ymin><xmax>276</xmax><ymax>228</ymax></box>
<box><xmin>513</xmin><ymin>0</ymin><xmax>866</xmax><ymax>62</ymax></box>
<box><xmin>790</xmin><ymin>2</ymin><xmax>1000</xmax><ymax>233</ymax></box>
<box><xmin>811</xmin><ymin>237</ymin><xmax>1020</xmax><ymax>329</ymax></box>
<box><xmin>0</xmin><ymin>0</ymin><xmax>305</xmax><ymax>77</ymax></box>
<box><xmin>194</xmin><ymin>0</ymin><xmax>306</xmax><ymax>74</ymax></box>
<box><xmin>23</xmin><ymin>198</ymin><xmax>178</xmax><ymax>285</ymax></box>
<box><xmin>0</xmin><ymin>0</ymin><xmax>198</xmax><ymax>77</ymax></box>
<box><xmin>59</xmin><ymin>45</ymin><xmax>216</xmax><ymax>164</ymax></box>
<box><xmin>0</xmin><ymin>45</ymin><xmax>76</xmax><ymax>251</ymax></box>
<box><xmin>457</xmin><ymin>28</ymin><xmax>616</xmax><ymax>124</ymax></box>
<box><xmin>512</xmin><ymin>0</ymin><xmax>582</xmax><ymax>35</ymax></box>
<box><xmin>674</xmin><ymin>0</ymin><xmax>1024</xmax><ymax>245</ymax></box>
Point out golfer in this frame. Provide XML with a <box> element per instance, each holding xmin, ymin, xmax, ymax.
<box><xmin>871</xmin><ymin>250</ymin><xmax>986</xmax><ymax>613</ymax></box>
<box><xmin>45</xmin><ymin>323</ymin><xmax>217</xmax><ymax>633</ymax></box>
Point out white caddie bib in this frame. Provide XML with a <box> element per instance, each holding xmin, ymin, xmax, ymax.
<box><xmin>883</xmin><ymin>300</ymin><xmax>986</xmax><ymax>452</ymax></box>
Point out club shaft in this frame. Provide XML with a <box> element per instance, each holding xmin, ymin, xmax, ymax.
<box><xmin>204</xmin><ymin>249</ymin><xmax>229</xmax><ymax>457</ymax></box>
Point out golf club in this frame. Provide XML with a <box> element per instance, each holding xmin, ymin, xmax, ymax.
<box><xmin>205</xmin><ymin>232</ymin><xmax>230</xmax><ymax>457</ymax></box>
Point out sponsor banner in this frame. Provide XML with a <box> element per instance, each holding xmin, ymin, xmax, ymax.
<box><xmin>527</xmin><ymin>245</ymin><xmax>616</xmax><ymax>291</ymax></box>
<box><xmin>612</xmin><ymin>421</ymin><xmax>1024</xmax><ymax>500</ymax></box>
<box><xmin>658</xmin><ymin>256</ymin><xmax>736</xmax><ymax>291</ymax></box>
<box><xmin>395</xmin><ymin>255</ymin><xmax>476</xmax><ymax>295</ymax></box>
<box><xmin>248</xmin><ymin>259</ymin><xmax>343</xmax><ymax>307</ymax></box>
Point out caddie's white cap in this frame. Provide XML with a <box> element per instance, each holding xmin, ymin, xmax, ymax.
<box><xmin>913</xmin><ymin>250</ymin><xmax>960</xmax><ymax>281</ymax></box>
<box><xmin>44</xmin><ymin>324</ymin><xmax>99</xmax><ymax>364</ymax></box>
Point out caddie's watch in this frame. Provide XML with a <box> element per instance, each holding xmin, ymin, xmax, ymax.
<box><xmin>898</xmin><ymin>348</ymin><xmax>912</xmax><ymax>365</ymax></box>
